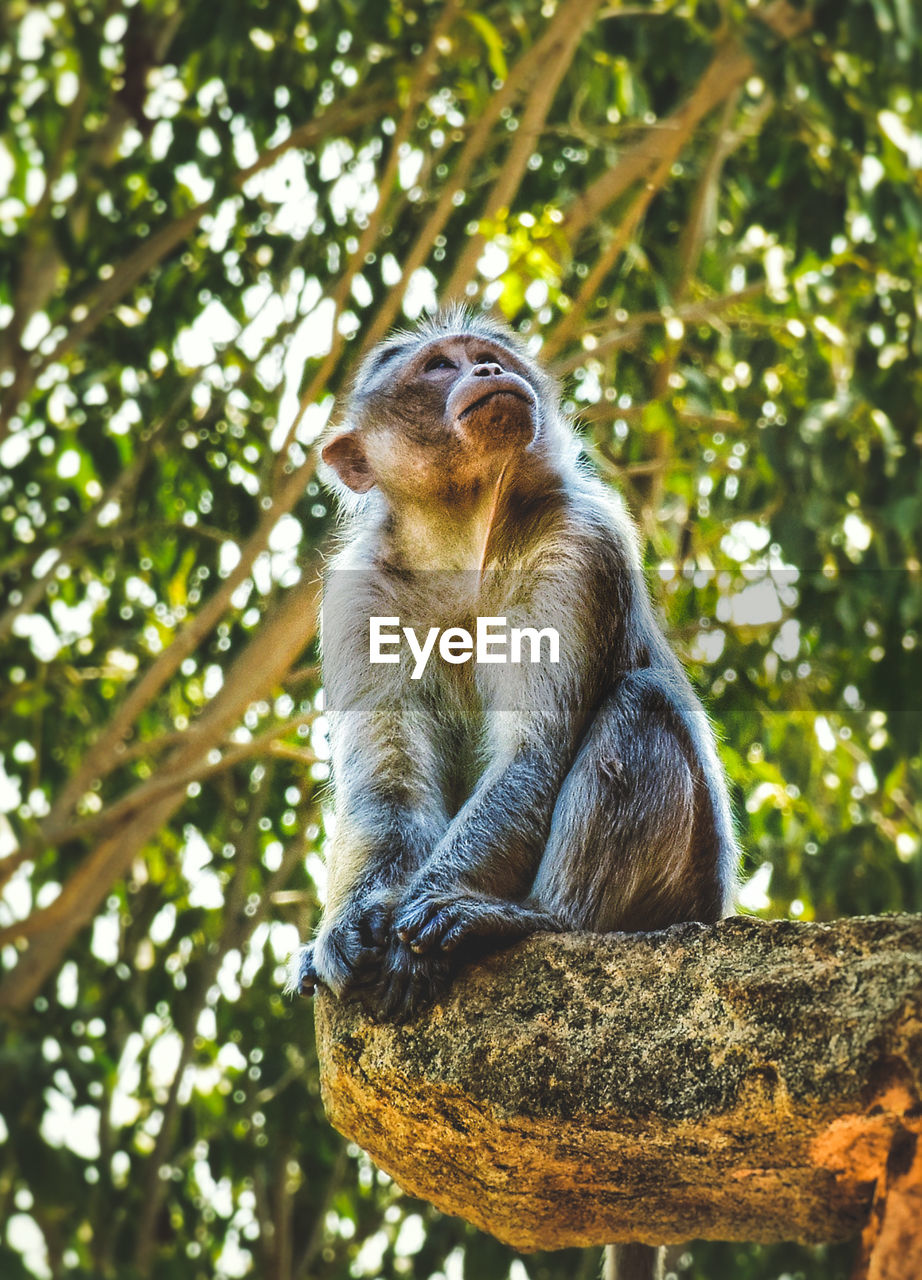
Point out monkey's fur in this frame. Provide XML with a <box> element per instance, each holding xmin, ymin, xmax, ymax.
<box><xmin>296</xmin><ymin>308</ymin><xmax>736</xmax><ymax>1278</ymax></box>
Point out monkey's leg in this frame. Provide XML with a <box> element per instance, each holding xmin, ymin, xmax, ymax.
<box><xmin>302</xmin><ymin>690</ymin><xmax>459</xmax><ymax>1001</ymax></box>
<box><xmin>532</xmin><ymin>669</ymin><xmax>722</xmax><ymax>932</ymax></box>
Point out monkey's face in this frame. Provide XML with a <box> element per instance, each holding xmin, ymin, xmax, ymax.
<box><xmin>322</xmin><ymin>333</ymin><xmax>542</xmax><ymax>502</ymax></box>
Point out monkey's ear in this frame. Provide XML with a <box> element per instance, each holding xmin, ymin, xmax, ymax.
<box><xmin>321</xmin><ymin>431</ymin><xmax>375</xmax><ymax>493</ymax></box>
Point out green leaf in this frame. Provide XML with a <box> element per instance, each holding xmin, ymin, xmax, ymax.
<box><xmin>463</xmin><ymin>12</ymin><xmax>508</xmax><ymax>81</ymax></box>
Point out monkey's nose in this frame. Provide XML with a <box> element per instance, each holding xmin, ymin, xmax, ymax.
<box><xmin>472</xmin><ymin>362</ymin><xmax>504</xmax><ymax>377</ymax></box>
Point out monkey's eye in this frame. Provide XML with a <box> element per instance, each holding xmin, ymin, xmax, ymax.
<box><xmin>423</xmin><ymin>355</ymin><xmax>458</xmax><ymax>372</ymax></box>
<box><xmin>474</xmin><ymin>353</ymin><xmax>502</xmax><ymax>367</ymax></box>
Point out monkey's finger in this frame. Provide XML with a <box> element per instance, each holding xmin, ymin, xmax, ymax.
<box><xmin>401</xmin><ymin>928</ymin><xmax>438</xmax><ymax>952</ymax></box>
<box><xmin>376</xmin><ymin>969</ymin><xmax>417</xmax><ymax>1023</ymax></box>
<box><xmin>407</xmin><ymin>910</ymin><xmax>455</xmax><ymax>953</ymax></box>
<box><xmin>440</xmin><ymin>922</ymin><xmax>470</xmax><ymax>951</ymax></box>
<box><xmin>376</xmin><ymin>985</ymin><xmax>406</xmax><ymax>1022</ymax></box>
<box><xmin>441</xmin><ymin>904</ymin><xmax>564</xmax><ymax>951</ymax></box>
<box><xmin>439</xmin><ymin>906</ymin><xmax>496</xmax><ymax>950</ymax></box>
<box><xmin>394</xmin><ymin>897</ymin><xmax>444</xmax><ymax>946</ymax></box>
<box><xmin>406</xmin><ymin>923</ymin><xmax>438</xmax><ymax>953</ymax></box>
<box><xmin>358</xmin><ymin>903</ymin><xmax>392</xmax><ymax>947</ymax></box>
<box><xmin>353</xmin><ymin>945</ymin><xmax>385</xmax><ymax>974</ymax></box>
<box><xmin>373</xmin><ymin>946</ymin><xmax>449</xmax><ymax>1022</ymax></box>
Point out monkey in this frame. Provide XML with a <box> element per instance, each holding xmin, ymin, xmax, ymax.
<box><xmin>295</xmin><ymin>306</ymin><xmax>737</xmax><ymax>1280</ymax></box>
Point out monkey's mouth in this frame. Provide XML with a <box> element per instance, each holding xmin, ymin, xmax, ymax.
<box><xmin>450</xmin><ymin>372</ymin><xmax>538</xmax><ymax>426</ymax></box>
<box><xmin>456</xmin><ymin>388</ymin><xmax>532</xmax><ymax>420</ymax></box>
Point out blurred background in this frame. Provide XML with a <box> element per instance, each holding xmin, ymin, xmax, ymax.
<box><xmin>0</xmin><ymin>0</ymin><xmax>920</xmax><ymax>1276</ymax></box>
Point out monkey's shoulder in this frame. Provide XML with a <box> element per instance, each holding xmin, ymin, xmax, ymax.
<box><xmin>511</xmin><ymin>472</ymin><xmax>642</xmax><ymax>579</ymax></box>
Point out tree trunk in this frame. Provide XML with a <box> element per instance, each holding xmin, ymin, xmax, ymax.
<box><xmin>313</xmin><ymin>914</ymin><xmax>922</xmax><ymax>1276</ymax></box>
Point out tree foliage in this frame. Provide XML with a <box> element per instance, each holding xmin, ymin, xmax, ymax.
<box><xmin>0</xmin><ymin>1</ymin><xmax>919</xmax><ymax>1277</ymax></box>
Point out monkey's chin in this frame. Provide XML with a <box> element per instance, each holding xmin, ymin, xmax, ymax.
<box><xmin>455</xmin><ymin>390</ymin><xmax>537</xmax><ymax>447</ymax></box>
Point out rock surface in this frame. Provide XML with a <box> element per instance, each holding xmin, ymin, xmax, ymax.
<box><xmin>314</xmin><ymin>914</ymin><xmax>922</xmax><ymax>1252</ymax></box>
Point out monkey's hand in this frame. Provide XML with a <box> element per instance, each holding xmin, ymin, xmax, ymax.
<box><xmin>362</xmin><ymin>936</ymin><xmax>454</xmax><ymax>1023</ymax></box>
<box><xmin>394</xmin><ymin>889</ymin><xmax>563</xmax><ymax>956</ymax></box>
<box><xmin>299</xmin><ymin>896</ymin><xmax>393</xmax><ymax>999</ymax></box>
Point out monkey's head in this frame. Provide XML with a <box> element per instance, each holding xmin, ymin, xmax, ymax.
<box><xmin>321</xmin><ymin>310</ymin><xmax>561</xmax><ymax>505</ymax></box>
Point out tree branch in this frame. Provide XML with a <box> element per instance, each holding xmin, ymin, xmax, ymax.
<box><xmin>542</xmin><ymin>144</ymin><xmax>679</xmax><ymax>360</ymax></box>
<box><xmin>270</xmin><ymin>0</ymin><xmax>464</xmax><ymax>472</ymax></box>
<box><xmin>0</xmin><ymin>709</ymin><xmax>318</xmax><ymax>898</ymax></box>
<box><xmin>314</xmin><ymin>914</ymin><xmax>922</xmax><ymax>1275</ymax></box>
<box><xmin>551</xmin><ymin>283</ymin><xmax>765</xmax><ymax>374</ymax></box>
<box><xmin>0</xmin><ymin>92</ymin><xmax>392</xmax><ymax>436</ymax></box>
<box><xmin>0</xmin><ymin>569</ymin><xmax>321</xmax><ymax>1009</ymax></box>
<box><xmin>559</xmin><ymin>39</ymin><xmax>753</xmax><ymax>247</ymax></box>
<box><xmin>441</xmin><ymin>0</ymin><xmax>605</xmax><ymax>300</ymax></box>
<box><xmin>37</xmin><ymin>448</ymin><xmax>318</xmax><ymax>839</ymax></box>
<box><xmin>357</xmin><ymin>0</ymin><xmax>601</xmax><ymax>356</ymax></box>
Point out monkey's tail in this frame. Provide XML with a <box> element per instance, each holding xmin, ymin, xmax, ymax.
<box><xmin>603</xmin><ymin>1243</ymin><xmax>664</xmax><ymax>1280</ymax></box>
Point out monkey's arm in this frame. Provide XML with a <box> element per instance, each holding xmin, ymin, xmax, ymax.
<box><xmin>304</xmin><ymin>692</ymin><xmax>453</xmax><ymax>998</ymax></box>
<box><xmin>301</xmin><ymin>550</ymin><xmax>462</xmax><ymax>1003</ymax></box>
<box><xmin>391</xmin><ymin>709</ymin><xmax>579</xmax><ymax>957</ymax></box>
<box><xmin>391</xmin><ymin>567</ymin><xmax>606</xmax><ymax>958</ymax></box>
